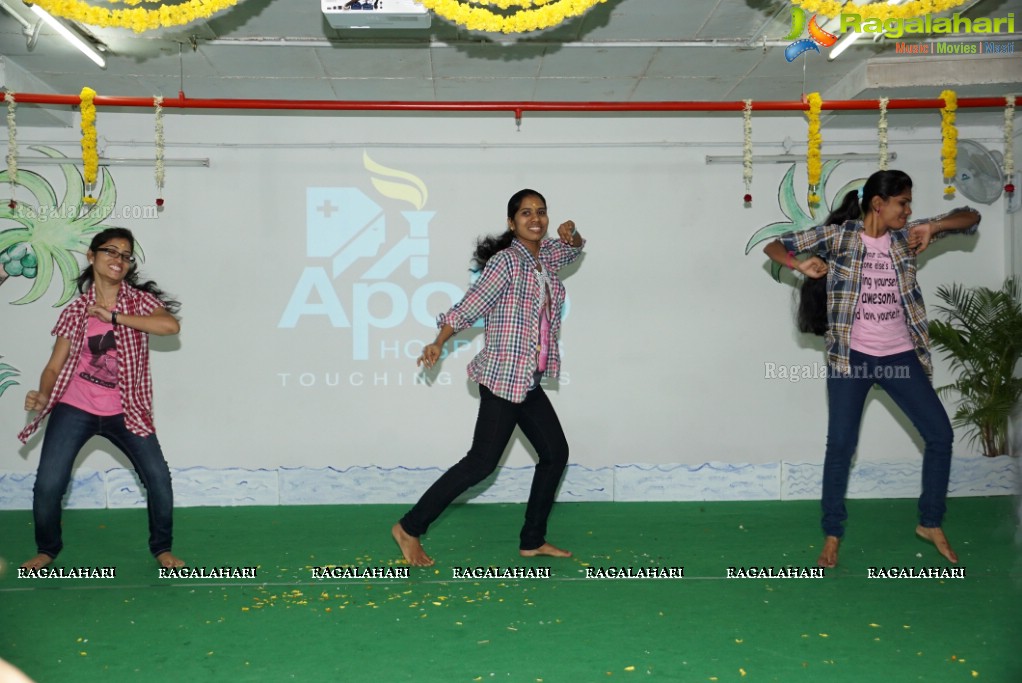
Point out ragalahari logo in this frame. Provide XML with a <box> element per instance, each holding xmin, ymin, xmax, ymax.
<box><xmin>784</xmin><ymin>6</ymin><xmax>838</xmax><ymax>61</ymax></box>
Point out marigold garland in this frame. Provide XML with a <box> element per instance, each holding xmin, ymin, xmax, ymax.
<box><xmin>6</xmin><ymin>90</ymin><xmax>16</xmax><ymax>204</ymax></box>
<box><xmin>154</xmin><ymin>95</ymin><xmax>165</xmax><ymax>206</ymax></box>
<box><xmin>1004</xmin><ymin>95</ymin><xmax>1016</xmax><ymax>194</ymax></box>
<box><xmin>742</xmin><ymin>99</ymin><xmax>753</xmax><ymax>206</ymax></box>
<box><xmin>791</xmin><ymin>0</ymin><xmax>970</xmax><ymax>20</ymax></box>
<box><xmin>80</xmin><ymin>86</ymin><xmax>98</xmax><ymax>205</ymax></box>
<box><xmin>454</xmin><ymin>0</ymin><xmax>559</xmax><ymax>6</ymax></box>
<box><xmin>877</xmin><ymin>96</ymin><xmax>889</xmax><ymax>171</ymax></box>
<box><xmin>806</xmin><ymin>92</ymin><xmax>822</xmax><ymax>207</ymax></box>
<box><xmin>30</xmin><ymin>0</ymin><xmax>240</xmax><ymax>33</ymax></box>
<box><xmin>940</xmin><ymin>89</ymin><xmax>957</xmax><ymax>198</ymax></box>
<box><xmin>416</xmin><ymin>0</ymin><xmax>608</xmax><ymax>34</ymax></box>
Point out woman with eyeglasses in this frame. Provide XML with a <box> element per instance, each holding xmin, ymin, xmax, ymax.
<box><xmin>392</xmin><ymin>189</ymin><xmax>584</xmax><ymax>567</ymax></box>
<box><xmin>18</xmin><ymin>228</ymin><xmax>184</xmax><ymax>571</ymax></box>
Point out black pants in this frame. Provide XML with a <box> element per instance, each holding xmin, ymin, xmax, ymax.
<box><xmin>400</xmin><ymin>383</ymin><xmax>569</xmax><ymax>550</ymax></box>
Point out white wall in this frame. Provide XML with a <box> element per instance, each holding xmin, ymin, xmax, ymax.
<box><xmin>0</xmin><ymin>110</ymin><xmax>1013</xmax><ymax>503</ymax></box>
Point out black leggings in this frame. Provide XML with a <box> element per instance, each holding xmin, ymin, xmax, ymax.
<box><xmin>400</xmin><ymin>384</ymin><xmax>569</xmax><ymax>550</ymax></box>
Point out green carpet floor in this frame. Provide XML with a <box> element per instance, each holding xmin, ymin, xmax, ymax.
<box><xmin>1</xmin><ymin>498</ymin><xmax>1019</xmax><ymax>682</ymax></box>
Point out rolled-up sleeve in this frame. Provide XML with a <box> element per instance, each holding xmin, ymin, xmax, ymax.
<box><xmin>438</xmin><ymin>253</ymin><xmax>511</xmax><ymax>332</ymax></box>
<box><xmin>777</xmin><ymin>223</ymin><xmax>836</xmax><ymax>258</ymax></box>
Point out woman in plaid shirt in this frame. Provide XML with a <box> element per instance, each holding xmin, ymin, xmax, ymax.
<box><xmin>763</xmin><ymin>170</ymin><xmax>980</xmax><ymax>569</ymax></box>
<box><xmin>18</xmin><ymin>228</ymin><xmax>184</xmax><ymax>571</ymax></box>
<box><xmin>393</xmin><ymin>189</ymin><xmax>585</xmax><ymax>567</ymax></box>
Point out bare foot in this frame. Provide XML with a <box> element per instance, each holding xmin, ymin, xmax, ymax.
<box><xmin>816</xmin><ymin>536</ymin><xmax>840</xmax><ymax>568</ymax></box>
<box><xmin>0</xmin><ymin>656</ymin><xmax>35</xmax><ymax>683</ymax></box>
<box><xmin>155</xmin><ymin>551</ymin><xmax>185</xmax><ymax>569</ymax></box>
<box><xmin>915</xmin><ymin>525</ymin><xmax>958</xmax><ymax>564</ymax></box>
<box><xmin>520</xmin><ymin>542</ymin><xmax>571</xmax><ymax>558</ymax></box>
<box><xmin>20</xmin><ymin>553</ymin><xmax>53</xmax><ymax>571</ymax></box>
<box><xmin>391</xmin><ymin>523</ymin><xmax>434</xmax><ymax>566</ymax></box>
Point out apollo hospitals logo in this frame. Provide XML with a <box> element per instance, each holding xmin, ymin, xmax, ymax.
<box><xmin>277</xmin><ymin>153</ymin><xmax>467</xmax><ymax>361</ymax></box>
<box><xmin>783</xmin><ymin>5</ymin><xmax>838</xmax><ymax>61</ymax></box>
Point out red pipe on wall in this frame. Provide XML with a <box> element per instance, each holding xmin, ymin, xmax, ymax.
<box><xmin>0</xmin><ymin>92</ymin><xmax>1013</xmax><ymax>113</ymax></box>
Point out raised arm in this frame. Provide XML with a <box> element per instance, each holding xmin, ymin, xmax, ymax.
<box><xmin>556</xmin><ymin>220</ymin><xmax>583</xmax><ymax>249</ymax></box>
<box><xmin>542</xmin><ymin>220</ymin><xmax>585</xmax><ymax>272</ymax></box>
<box><xmin>908</xmin><ymin>207</ymin><xmax>982</xmax><ymax>254</ymax></box>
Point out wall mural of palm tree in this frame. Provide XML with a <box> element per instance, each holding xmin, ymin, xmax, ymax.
<box><xmin>1</xmin><ymin>146</ymin><xmax>135</xmax><ymax>306</ymax></box>
<box><xmin>0</xmin><ymin>356</ymin><xmax>19</xmax><ymax>398</ymax></box>
<box><xmin>744</xmin><ymin>161</ymin><xmax>865</xmax><ymax>281</ymax></box>
<box><xmin>1</xmin><ymin>146</ymin><xmax>132</xmax><ymax>401</ymax></box>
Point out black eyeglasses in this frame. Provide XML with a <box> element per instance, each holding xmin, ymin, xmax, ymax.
<box><xmin>96</xmin><ymin>247</ymin><xmax>136</xmax><ymax>264</ymax></box>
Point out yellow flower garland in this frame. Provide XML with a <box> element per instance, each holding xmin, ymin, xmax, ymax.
<box><xmin>80</xmin><ymin>86</ymin><xmax>98</xmax><ymax>205</ymax></box>
<box><xmin>449</xmin><ymin>0</ymin><xmax>559</xmax><ymax>6</ymax></box>
<box><xmin>806</xmin><ymin>92</ymin><xmax>822</xmax><ymax>206</ymax></box>
<box><xmin>31</xmin><ymin>0</ymin><xmax>240</xmax><ymax>33</ymax></box>
<box><xmin>940</xmin><ymin>89</ymin><xmax>957</xmax><ymax>197</ymax></box>
<box><xmin>791</xmin><ymin>0</ymin><xmax>970</xmax><ymax>20</ymax></box>
<box><xmin>416</xmin><ymin>0</ymin><xmax>608</xmax><ymax>34</ymax></box>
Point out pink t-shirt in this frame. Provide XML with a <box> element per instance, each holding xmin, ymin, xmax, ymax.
<box><xmin>535</xmin><ymin>266</ymin><xmax>553</xmax><ymax>373</ymax></box>
<box><xmin>59</xmin><ymin>316</ymin><xmax>122</xmax><ymax>416</ymax></box>
<box><xmin>537</xmin><ymin>306</ymin><xmax>551</xmax><ymax>372</ymax></box>
<box><xmin>850</xmin><ymin>232</ymin><xmax>914</xmax><ymax>356</ymax></box>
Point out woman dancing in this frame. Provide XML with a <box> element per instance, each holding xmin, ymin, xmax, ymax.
<box><xmin>393</xmin><ymin>189</ymin><xmax>585</xmax><ymax>566</ymax></box>
<box><xmin>762</xmin><ymin>170</ymin><xmax>980</xmax><ymax>568</ymax></box>
<box><xmin>19</xmin><ymin>227</ymin><xmax>184</xmax><ymax>570</ymax></box>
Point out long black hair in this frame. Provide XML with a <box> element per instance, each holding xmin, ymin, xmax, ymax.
<box><xmin>76</xmin><ymin>227</ymin><xmax>181</xmax><ymax>314</ymax></box>
<box><xmin>471</xmin><ymin>188</ymin><xmax>547</xmax><ymax>271</ymax></box>
<box><xmin>796</xmin><ymin>169</ymin><xmax>913</xmax><ymax>335</ymax></box>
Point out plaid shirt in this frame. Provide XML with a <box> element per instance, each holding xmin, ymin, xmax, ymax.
<box><xmin>778</xmin><ymin>208</ymin><xmax>979</xmax><ymax>376</ymax></box>
<box><xmin>19</xmin><ymin>284</ymin><xmax>166</xmax><ymax>443</ymax></box>
<box><xmin>440</xmin><ymin>238</ymin><xmax>585</xmax><ymax>403</ymax></box>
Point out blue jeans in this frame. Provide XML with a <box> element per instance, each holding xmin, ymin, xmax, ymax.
<box><xmin>33</xmin><ymin>403</ymin><xmax>175</xmax><ymax>558</ymax></box>
<box><xmin>400</xmin><ymin>383</ymin><xmax>570</xmax><ymax>550</ymax></box>
<box><xmin>822</xmin><ymin>350</ymin><xmax>954</xmax><ymax>537</ymax></box>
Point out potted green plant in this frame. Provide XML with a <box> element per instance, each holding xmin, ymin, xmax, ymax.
<box><xmin>928</xmin><ymin>276</ymin><xmax>1022</xmax><ymax>457</ymax></box>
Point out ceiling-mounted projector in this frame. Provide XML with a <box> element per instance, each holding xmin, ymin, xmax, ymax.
<box><xmin>322</xmin><ymin>0</ymin><xmax>431</xmax><ymax>29</ymax></box>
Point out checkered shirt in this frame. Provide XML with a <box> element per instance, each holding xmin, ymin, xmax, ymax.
<box><xmin>440</xmin><ymin>238</ymin><xmax>585</xmax><ymax>403</ymax></box>
<box><xmin>19</xmin><ymin>284</ymin><xmax>166</xmax><ymax>443</ymax></box>
<box><xmin>777</xmin><ymin>208</ymin><xmax>979</xmax><ymax>376</ymax></box>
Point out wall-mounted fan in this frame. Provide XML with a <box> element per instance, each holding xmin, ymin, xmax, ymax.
<box><xmin>954</xmin><ymin>139</ymin><xmax>1006</xmax><ymax>205</ymax></box>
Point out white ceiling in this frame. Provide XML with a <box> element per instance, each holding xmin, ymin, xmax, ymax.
<box><xmin>0</xmin><ymin>0</ymin><xmax>1019</xmax><ymax>128</ymax></box>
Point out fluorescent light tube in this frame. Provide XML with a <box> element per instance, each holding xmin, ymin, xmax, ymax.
<box><xmin>30</xmin><ymin>4</ymin><xmax>105</xmax><ymax>68</ymax></box>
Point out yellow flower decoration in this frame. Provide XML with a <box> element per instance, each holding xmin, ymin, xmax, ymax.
<box><xmin>806</xmin><ymin>92</ymin><xmax>822</xmax><ymax>206</ymax></box>
<box><xmin>31</xmin><ymin>0</ymin><xmax>240</xmax><ymax>33</ymax></box>
<box><xmin>416</xmin><ymin>0</ymin><xmax>608</xmax><ymax>34</ymax></box>
<box><xmin>940</xmin><ymin>89</ymin><xmax>958</xmax><ymax>197</ymax></box>
<box><xmin>80</xmin><ymin>86</ymin><xmax>98</xmax><ymax>205</ymax></box>
<box><xmin>791</xmin><ymin>0</ymin><xmax>970</xmax><ymax>20</ymax></box>
<box><xmin>451</xmin><ymin>0</ymin><xmax>559</xmax><ymax>6</ymax></box>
